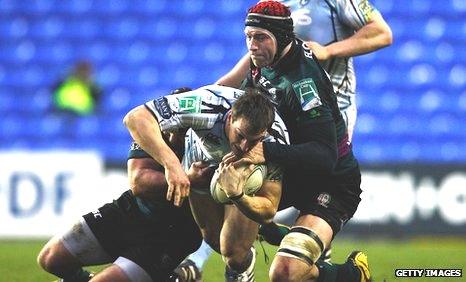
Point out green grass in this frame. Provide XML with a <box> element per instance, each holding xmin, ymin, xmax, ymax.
<box><xmin>1</xmin><ymin>237</ymin><xmax>465</xmax><ymax>281</ymax></box>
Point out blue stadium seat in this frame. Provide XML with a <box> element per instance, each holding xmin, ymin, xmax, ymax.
<box><xmin>101</xmin><ymin>87</ymin><xmax>132</xmax><ymax>115</ymax></box>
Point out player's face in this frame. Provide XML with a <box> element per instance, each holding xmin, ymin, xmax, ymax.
<box><xmin>227</xmin><ymin>116</ymin><xmax>266</xmax><ymax>157</ymax></box>
<box><xmin>245</xmin><ymin>27</ymin><xmax>276</xmax><ymax>68</ymax></box>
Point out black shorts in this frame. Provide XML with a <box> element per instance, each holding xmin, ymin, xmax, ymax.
<box><xmin>83</xmin><ymin>190</ymin><xmax>202</xmax><ymax>281</ymax></box>
<box><xmin>279</xmin><ymin>167</ymin><xmax>362</xmax><ymax>236</ymax></box>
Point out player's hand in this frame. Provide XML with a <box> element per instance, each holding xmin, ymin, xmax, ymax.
<box><xmin>232</xmin><ymin>142</ymin><xmax>265</xmax><ymax>167</ymax></box>
<box><xmin>217</xmin><ymin>161</ymin><xmax>254</xmax><ymax>198</ymax></box>
<box><xmin>187</xmin><ymin>161</ymin><xmax>215</xmax><ymax>191</ymax></box>
<box><xmin>221</xmin><ymin>152</ymin><xmax>239</xmax><ymax>165</ymax></box>
<box><xmin>305</xmin><ymin>41</ymin><xmax>331</xmax><ymax>61</ymax></box>
<box><xmin>165</xmin><ymin>164</ymin><xmax>190</xmax><ymax>207</ymax></box>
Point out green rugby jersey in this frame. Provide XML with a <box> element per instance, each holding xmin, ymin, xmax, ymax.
<box><xmin>243</xmin><ymin>39</ymin><xmax>358</xmax><ymax>176</ymax></box>
<box><xmin>281</xmin><ymin>0</ymin><xmax>380</xmax><ymax>112</ymax></box>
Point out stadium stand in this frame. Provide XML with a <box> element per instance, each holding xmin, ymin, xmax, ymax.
<box><xmin>0</xmin><ymin>0</ymin><xmax>465</xmax><ymax>164</ymax></box>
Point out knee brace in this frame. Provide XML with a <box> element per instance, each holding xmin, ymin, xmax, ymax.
<box><xmin>276</xmin><ymin>226</ymin><xmax>324</xmax><ymax>266</ymax></box>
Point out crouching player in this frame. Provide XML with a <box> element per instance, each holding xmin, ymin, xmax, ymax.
<box><xmin>37</xmin><ymin>90</ymin><xmax>204</xmax><ymax>282</ymax></box>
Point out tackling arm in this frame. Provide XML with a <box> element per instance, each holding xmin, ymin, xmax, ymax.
<box><xmin>123</xmin><ymin>105</ymin><xmax>189</xmax><ymax>206</ymax></box>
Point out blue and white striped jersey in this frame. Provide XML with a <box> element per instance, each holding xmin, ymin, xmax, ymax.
<box><xmin>145</xmin><ymin>85</ymin><xmax>289</xmax><ymax>170</ymax></box>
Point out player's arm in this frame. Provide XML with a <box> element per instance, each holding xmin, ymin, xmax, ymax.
<box><xmin>263</xmin><ymin>117</ymin><xmax>338</xmax><ymax>173</ymax></box>
<box><xmin>123</xmin><ymin>105</ymin><xmax>189</xmax><ymax>207</ymax></box>
<box><xmin>215</xmin><ymin>53</ymin><xmax>250</xmax><ymax>88</ymax></box>
<box><xmin>236</xmin><ymin>118</ymin><xmax>337</xmax><ymax>174</ymax></box>
<box><xmin>217</xmin><ymin>162</ymin><xmax>281</xmax><ymax>224</ymax></box>
<box><xmin>233</xmin><ymin>180</ymin><xmax>281</xmax><ymax>224</ymax></box>
<box><xmin>307</xmin><ymin>6</ymin><xmax>392</xmax><ymax>60</ymax></box>
<box><xmin>128</xmin><ymin>157</ymin><xmax>168</xmax><ymax>200</ymax></box>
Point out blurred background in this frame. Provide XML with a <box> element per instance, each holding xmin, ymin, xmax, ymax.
<box><xmin>0</xmin><ymin>0</ymin><xmax>465</xmax><ymax>251</ymax></box>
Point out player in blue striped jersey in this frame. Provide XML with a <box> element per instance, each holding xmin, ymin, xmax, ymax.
<box><xmin>124</xmin><ymin>85</ymin><xmax>289</xmax><ymax>281</ymax></box>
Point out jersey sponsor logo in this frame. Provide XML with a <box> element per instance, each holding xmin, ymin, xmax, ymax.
<box><xmin>154</xmin><ymin>97</ymin><xmax>173</xmax><ymax>119</ymax></box>
<box><xmin>92</xmin><ymin>210</ymin><xmax>102</xmax><ymax>219</ymax></box>
<box><xmin>178</xmin><ymin>96</ymin><xmax>201</xmax><ymax>113</ymax></box>
<box><xmin>258</xmin><ymin>76</ymin><xmax>279</xmax><ymax>104</ymax></box>
<box><xmin>292</xmin><ymin>78</ymin><xmax>322</xmax><ymax>111</ymax></box>
<box><xmin>302</xmin><ymin>42</ymin><xmax>313</xmax><ymax>59</ymax></box>
<box><xmin>317</xmin><ymin>193</ymin><xmax>331</xmax><ymax>208</ymax></box>
<box><xmin>358</xmin><ymin>0</ymin><xmax>374</xmax><ymax>21</ymax></box>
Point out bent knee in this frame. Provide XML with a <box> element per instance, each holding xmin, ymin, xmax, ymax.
<box><xmin>37</xmin><ymin>239</ymin><xmax>77</xmax><ymax>273</ymax></box>
<box><xmin>37</xmin><ymin>244</ymin><xmax>58</xmax><ymax>272</ymax></box>
<box><xmin>269</xmin><ymin>257</ymin><xmax>317</xmax><ymax>281</ymax></box>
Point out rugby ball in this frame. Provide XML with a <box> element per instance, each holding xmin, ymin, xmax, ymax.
<box><xmin>210</xmin><ymin>164</ymin><xmax>267</xmax><ymax>204</ymax></box>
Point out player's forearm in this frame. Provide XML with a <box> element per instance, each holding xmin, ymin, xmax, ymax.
<box><xmin>216</xmin><ymin>53</ymin><xmax>250</xmax><ymax>88</ymax></box>
<box><xmin>231</xmin><ymin>180</ymin><xmax>280</xmax><ymax>224</ymax></box>
<box><xmin>266</xmin><ymin>141</ymin><xmax>337</xmax><ymax>173</ymax></box>
<box><xmin>123</xmin><ymin>106</ymin><xmax>181</xmax><ymax>170</ymax></box>
<box><xmin>263</xmin><ymin>118</ymin><xmax>338</xmax><ymax>172</ymax></box>
<box><xmin>326</xmin><ymin>14</ymin><xmax>392</xmax><ymax>58</ymax></box>
<box><xmin>232</xmin><ymin>195</ymin><xmax>277</xmax><ymax>224</ymax></box>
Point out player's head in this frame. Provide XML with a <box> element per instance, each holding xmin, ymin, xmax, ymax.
<box><xmin>227</xmin><ymin>88</ymin><xmax>275</xmax><ymax>156</ymax></box>
<box><xmin>244</xmin><ymin>0</ymin><xmax>294</xmax><ymax>67</ymax></box>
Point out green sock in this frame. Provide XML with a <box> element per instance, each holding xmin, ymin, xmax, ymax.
<box><xmin>61</xmin><ymin>268</ymin><xmax>93</xmax><ymax>282</ymax></box>
<box><xmin>316</xmin><ymin>260</ymin><xmax>360</xmax><ymax>282</ymax></box>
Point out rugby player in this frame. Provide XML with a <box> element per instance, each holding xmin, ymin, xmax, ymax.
<box><xmin>37</xmin><ymin>88</ymin><xmax>203</xmax><ymax>282</ymax></box>
<box><xmin>124</xmin><ymin>85</ymin><xmax>288</xmax><ymax>281</ymax></box>
<box><xmin>37</xmin><ymin>142</ymin><xmax>202</xmax><ymax>282</ymax></box>
<box><xmin>206</xmin><ymin>0</ymin><xmax>392</xmax><ymax>274</ymax></box>
<box><xmin>224</xmin><ymin>2</ymin><xmax>370</xmax><ymax>281</ymax></box>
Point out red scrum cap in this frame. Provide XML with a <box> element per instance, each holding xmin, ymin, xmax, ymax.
<box><xmin>245</xmin><ymin>1</ymin><xmax>295</xmax><ymax>63</ymax></box>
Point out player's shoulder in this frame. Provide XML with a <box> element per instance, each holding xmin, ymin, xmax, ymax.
<box><xmin>199</xmin><ymin>84</ymin><xmax>244</xmax><ymax>99</ymax></box>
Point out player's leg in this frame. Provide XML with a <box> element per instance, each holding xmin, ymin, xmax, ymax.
<box><xmin>269</xmin><ymin>170</ymin><xmax>367</xmax><ymax>281</ymax></box>
<box><xmin>274</xmin><ymin>208</ymin><xmax>332</xmax><ymax>263</ymax></box>
<box><xmin>172</xmin><ymin>192</ymin><xmax>223</xmax><ymax>281</ymax></box>
<box><xmin>188</xmin><ymin>191</ymin><xmax>224</xmax><ymax>252</ymax></box>
<box><xmin>174</xmin><ymin>240</ymin><xmax>212</xmax><ymax>282</ymax></box>
<box><xmin>269</xmin><ymin>214</ymin><xmax>333</xmax><ymax>281</ymax></box>
<box><xmin>258</xmin><ymin>207</ymin><xmax>296</xmax><ymax>246</ymax></box>
<box><xmin>37</xmin><ymin>218</ymin><xmax>111</xmax><ymax>281</ymax></box>
<box><xmin>221</xmin><ymin>205</ymin><xmax>259</xmax><ymax>281</ymax></box>
<box><xmin>269</xmin><ymin>214</ymin><xmax>370</xmax><ymax>282</ymax></box>
<box><xmin>259</xmin><ymin>210</ymin><xmax>333</xmax><ymax>263</ymax></box>
<box><xmin>89</xmin><ymin>257</ymin><xmax>152</xmax><ymax>282</ymax></box>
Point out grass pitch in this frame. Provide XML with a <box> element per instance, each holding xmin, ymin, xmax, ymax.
<box><xmin>1</xmin><ymin>237</ymin><xmax>465</xmax><ymax>281</ymax></box>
